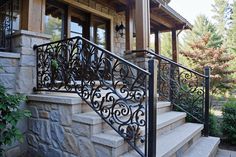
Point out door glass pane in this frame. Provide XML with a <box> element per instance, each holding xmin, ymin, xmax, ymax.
<box><xmin>44</xmin><ymin>3</ymin><xmax>64</xmax><ymax>42</ymax></box>
<box><xmin>95</xmin><ymin>24</ymin><xmax>106</xmax><ymax>49</ymax></box>
<box><xmin>70</xmin><ymin>16</ymin><xmax>83</xmax><ymax>37</ymax></box>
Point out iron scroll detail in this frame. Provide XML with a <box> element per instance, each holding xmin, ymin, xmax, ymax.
<box><xmin>34</xmin><ymin>36</ymin><xmax>150</xmax><ymax>156</ymax></box>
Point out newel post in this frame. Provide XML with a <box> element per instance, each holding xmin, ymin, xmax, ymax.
<box><xmin>204</xmin><ymin>67</ymin><xmax>210</xmax><ymax>137</ymax></box>
<box><xmin>148</xmin><ymin>59</ymin><xmax>158</xmax><ymax>157</ymax></box>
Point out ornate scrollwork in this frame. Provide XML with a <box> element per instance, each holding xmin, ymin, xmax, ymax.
<box><xmin>157</xmin><ymin>59</ymin><xmax>206</xmax><ymax>123</ymax></box>
<box><xmin>35</xmin><ymin>36</ymin><xmax>149</xmax><ymax>156</ymax></box>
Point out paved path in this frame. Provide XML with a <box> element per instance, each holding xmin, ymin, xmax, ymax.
<box><xmin>216</xmin><ymin>149</ymin><xmax>236</xmax><ymax>157</ymax></box>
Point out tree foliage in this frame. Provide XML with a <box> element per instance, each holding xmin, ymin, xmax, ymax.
<box><xmin>0</xmin><ymin>85</ymin><xmax>31</xmax><ymax>156</ymax></box>
<box><xmin>183</xmin><ymin>15</ymin><xmax>223</xmax><ymax>49</ymax></box>
<box><xmin>212</xmin><ymin>0</ymin><xmax>230</xmax><ymax>39</ymax></box>
<box><xmin>181</xmin><ymin>34</ymin><xmax>236</xmax><ymax>94</ymax></box>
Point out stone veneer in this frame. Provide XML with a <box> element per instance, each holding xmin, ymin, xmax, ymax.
<box><xmin>27</xmin><ymin>94</ymin><xmax>95</xmax><ymax>157</ymax></box>
<box><xmin>11</xmin><ymin>30</ymin><xmax>51</xmax><ymax>94</ymax></box>
<box><xmin>0</xmin><ymin>52</ymin><xmax>20</xmax><ymax>93</ymax></box>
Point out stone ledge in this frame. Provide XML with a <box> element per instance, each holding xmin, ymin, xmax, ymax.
<box><xmin>27</xmin><ymin>94</ymin><xmax>82</xmax><ymax>105</ymax></box>
<box><xmin>12</xmin><ymin>30</ymin><xmax>51</xmax><ymax>39</ymax></box>
<box><xmin>0</xmin><ymin>52</ymin><xmax>20</xmax><ymax>59</ymax></box>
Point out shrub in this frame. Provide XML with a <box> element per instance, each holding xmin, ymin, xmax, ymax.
<box><xmin>222</xmin><ymin>98</ymin><xmax>236</xmax><ymax>145</ymax></box>
<box><xmin>0</xmin><ymin>85</ymin><xmax>31</xmax><ymax>156</ymax></box>
<box><xmin>209</xmin><ymin>111</ymin><xmax>220</xmax><ymax>137</ymax></box>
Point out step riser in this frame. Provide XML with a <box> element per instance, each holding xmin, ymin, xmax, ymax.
<box><xmin>173</xmin><ymin>132</ymin><xmax>201</xmax><ymax>157</ymax></box>
<box><xmin>74</xmin><ymin>113</ymin><xmax>186</xmax><ymax>139</ymax></box>
<box><xmin>163</xmin><ymin>129</ymin><xmax>202</xmax><ymax>157</ymax></box>
<box><xmin>82</xmin><ymin>103</ymin><xmax>171</xmax><ymax>114</ymax></box>
<box><xmin>158</xmin><ymin>118</ymin><xmax>185</xmax><ymax>137</ymax></box>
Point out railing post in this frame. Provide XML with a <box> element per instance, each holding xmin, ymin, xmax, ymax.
<box><xmin>148</xmin><ymin>59</ymin><xmax>158</xmax><ymax>157</ymax></box>
<box><xmin>204</xmin><ymin>67</ymin><xmax>210</xmax><ymax>137</ymax></box>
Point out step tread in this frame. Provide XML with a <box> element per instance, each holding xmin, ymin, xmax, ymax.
<box><xmin>183</xmin><ymin>136</ymin><xmax>220</xmax><ymax>157</ymax></box>
<box><xmin>90</xmin><ymin>111</ymin><xmax>186</xmax><ymax>148</ymax></box>
<box><xmin>157</xmin><ymin>101</ymin><xmax>171</xmax><ymax>108</ymax></box>
<box><xmin>91</xmin><ymin>132</ymin><xmax>124</xmax><ymax>147</ymax></box>
<box><xmin>157</xmin><ymin>123</ymin><xmax>203</xmax><ymax>157</ymax></box>
<box><xmin>121</xmin><ymin>123</ymin><xmax>203</xmax><ymax>157</ymax></box>
<box><xmin>73</xmin><ymin>102</ymin><xmax>173</xmax><ymax>125</ymax></box>
<box><xmin>157</xmin><ymin>111</ymin><xmax>186</xmax><ymax>129</ymax></box>
<box><xmin>72</xmin><ymin>111</ymin><xmax>102</xmax><ymax>124</ymax></box>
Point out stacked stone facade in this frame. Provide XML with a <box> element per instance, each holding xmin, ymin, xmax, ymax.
<box><xmin>27</xmin><ymin>94</ymin><xmax>95</xmax><ymax>157</ymax></box>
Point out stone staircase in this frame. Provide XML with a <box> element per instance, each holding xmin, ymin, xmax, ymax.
<box><xmin>27</xmin><ymin>93</ymin><xmax>220</xmax><ymax>157</ymax></box>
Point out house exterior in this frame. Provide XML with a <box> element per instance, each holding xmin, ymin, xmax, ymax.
<box><xmin>0</xmin><ymin>0</ymin><xmax>219</xmax><ymax>157</ymax></box>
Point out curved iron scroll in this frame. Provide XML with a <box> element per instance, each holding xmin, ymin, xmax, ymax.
<box><xmin>133</xmin><ymin>49</ymin><xmax>210</xmax><ymax>136</ymax></box>
<box><xmin>34</xmin><ymin>36</ymin><xmax>150</xmax><ymax>156</ymax></box>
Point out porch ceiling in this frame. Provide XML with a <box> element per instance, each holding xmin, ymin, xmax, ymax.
<box><xmin>150</xmin><ymin>0</ymin><xmax>192</xmax><ymax>32</ymax></box>
<box><xmin>111</xmin><ymin>0</ymin><xmax>192</xmax><ymax>32</ymax></box>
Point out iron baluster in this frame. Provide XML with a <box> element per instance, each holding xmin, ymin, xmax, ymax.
<box><xmin>204</xmin><ymin>67</ymin><xmax>210</xmax><ymax>137</ymax></box>
<box><xmin>148</xmin><ymin>60</ymin><xmax>158</xmax><ymax>157</ymax></box>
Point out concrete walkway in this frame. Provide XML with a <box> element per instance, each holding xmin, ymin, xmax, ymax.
<box><xmin>216</xmin><ymin>149</ymin><xmax>236</xmax><ymax>157</ymax></box>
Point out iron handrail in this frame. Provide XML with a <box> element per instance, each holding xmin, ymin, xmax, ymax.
<box><xmin>132</xmin><ymin>49</ymin><xmax>210</xmax><ymax>136</ymax></box>
<box><xmin>132</xmin><ymin>49</ymin><xmax>208</xmax><ymax>78</ymax></box>
<box><xmin>34</xmin><ymin>36</ymin><xmax>156</xmax><ymax>156</ymax></box>
<box><xmin>34</xmin><ymin>37</ymin><xmax>150</xmax><ymax>76</ymax></box>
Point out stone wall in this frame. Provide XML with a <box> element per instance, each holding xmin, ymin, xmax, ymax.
<box><xmin>0</xmin><ymin>52</ymin><xmax>20</xmax><ymax>93</ymax></box>
<box><xmin>27</xmin><ymin>94</ymin><xmax>94</xmax><ymax>157</ymax></box>
<box><xmin>11</xmin><ymin>30</ymin><xmax>51</xmax><ymax>94</ymax></box>
<box><xmin>0</xmin><ymin>30</ymin><xmax>51</xmax><ymax>157</ymax></box>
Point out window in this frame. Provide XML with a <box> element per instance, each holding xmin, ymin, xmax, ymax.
<box><xmin>44</xmin><ymin>1</ymin><xmax>66</xmax><ymax>42</ymax></box>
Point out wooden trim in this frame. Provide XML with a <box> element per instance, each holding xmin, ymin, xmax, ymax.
<box><xmin>135</xmin><ymin>0</ymin><xmax>150</xmax><ymax>51</ymax></box>
<box><xmin>172</xmin><ymin>30</ymin><xmax>178</xmax><ymax>62</ymax></box>
<box><xmin>62</xmin><ymin>0</ymin><xmax>113</xmax><ymax>20</ymax></box>
<box><xmin>125</xmin><ymin>0</ymin><xmax>134</xmax><ymax>51</ymax></box>
<box><xmin>155</xmin><ymin>31</ymin><xmax>161</xmax><ymax>54</ymax></box>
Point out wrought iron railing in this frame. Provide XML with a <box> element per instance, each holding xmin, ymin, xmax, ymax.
<box><xmin>133</xmin><ymin>49</ymin><xmax>210</xmax><ymax>136</ymax></box>
<box><xmin>0</xmin><ymin>0</ymin><xmax>13</xmax><ymax>51</ymax></box>
<box><xmin>34</xmin><ymin>36</ymin><xmax>159</xmax><ymax>156</ymax></box>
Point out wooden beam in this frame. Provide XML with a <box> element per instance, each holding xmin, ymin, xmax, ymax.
<box><xmin>21</xmin><ymin>0</ymin><xmax>45</xmax><ymax>32</ymax></box>
<box><xmin>155</xmin><ymin>31</ymin><xmax>161</xmax><ymax>54</ymax></box>
<box><xmin>172</xmin><ymin>30</ymin><xmax>178</xmax><ymax>62</ymax></box>
<box><xmin>125</xmin><ymin>0</ymin><xmax>134</xmax><ymax>50</ymax></box>
<box><xmin>135</xmin><ymin>0</ymin><xmax>150</xmax><ymax>51</ymax></box>
<box><xmin>150</xmin><ymin>13</ymin><xmax>174</xmax><ymax>29</ymax></box>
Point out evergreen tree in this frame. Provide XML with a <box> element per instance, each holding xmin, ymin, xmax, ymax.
<box><xmin>183</xmin><ymin>15</ymin><xmax>223</xmax><ymax>49</ymax></box>
<box><xmin>227</xmin><ymin>1</ymin><xmax>236</xmax><ymax>54</ymax></box>
<box><xmin>211</xmin><ymin>0</ymin><xmax>230</xmax><ymax>39</ymax></box>
<box><xmin>181</xmin><ymin>33</ymin><xmax>236</xmax><ymax>95</ymax></box>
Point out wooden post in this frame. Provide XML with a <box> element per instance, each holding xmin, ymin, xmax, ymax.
<box><xmin>155</xmin><ymin>31</ymin><xmax>161</xmax><ymax>54</ymax></box>
<box><xmin>125</xmin><ymin>0</ymin><xmax>134</xmax><ymax>51</ymax></box>
<box><xmin>135</xmin><ymin>0</ymin><xmax>150</xmax><ymax>51</ymax></box>
<box><xmin>172</xmin><ymin>30</ymin><xmax>178</xmax><ymax>62</ymax></box>
<box><xmin>20</xmin><ymin>0</ymin><xmax>45</xmax><ymax>33</ymax></box>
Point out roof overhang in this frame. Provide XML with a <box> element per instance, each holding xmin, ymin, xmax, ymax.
<box><xmin>150</xmin><ymin>0</ymin><xmax>192</xmax><ymax>32</ymax></box>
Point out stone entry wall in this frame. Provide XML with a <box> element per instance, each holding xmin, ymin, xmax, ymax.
<box><xmin>27</xmin><ymin>94</ymin><xmax>95</xmax><ymax>157</ymax></box>
<box><xmin>0</xmin><ymin>52</ymin><xmax>20</xmax><ymax>93</ymax></box>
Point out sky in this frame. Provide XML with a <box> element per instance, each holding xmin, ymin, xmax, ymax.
<box><xmin>169</xmin><ymin>0</ymin><xmax>215</xmax><ymax>24</ymax></box>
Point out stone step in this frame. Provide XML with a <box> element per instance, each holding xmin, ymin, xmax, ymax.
<box><xmin>90</xmin><ymin>111</ymin><xmax>187</xmax><ymax>148</ymax></box>
<box><xmin>182</xmin><ymin>136</ymin><xmax>220</xmax><ymax>157</ymax></box>
<box><xmin>73</xmin><ymin>110</ymin><xmax>185</xmax><ymax>137</ymax></box>
<box><xmin>81</xmin><ymin>101</ymin><xmax>171</xmax><ymax>113</ymax></box>
<box><xmin>120</xmin><ymin>123</ymin><xmax>204</xmax><ymax>157</ymax></box>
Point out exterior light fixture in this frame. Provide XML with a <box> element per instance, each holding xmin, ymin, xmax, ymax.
<box><xmin>115</xmin><ymin>22</ymin><xmax>125</xmax><ymax>38</ymax></box>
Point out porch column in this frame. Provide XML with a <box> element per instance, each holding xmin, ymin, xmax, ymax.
<box><xmin>172</xmin><ymin>30</ymin><xmax>178</xmax><ymax>62</ymax></box>
<box><xmin>21</xmin><ymin>0</ymin><xmax>45</xmax><ymax>33</ymax></box>
<box><xmin>155</xmin><ymin>31</ymin><xmax>161</xmax><ymax>54</ymax></box>
<box><xmin>125</xmin><ymin>0</ymin><xmax>134</xmax><ymax>51</ymax></box>
<box><xmin>135</xmin><ymin>0</ymin><xmax>150</xmax><ymax>51</ymax></box>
